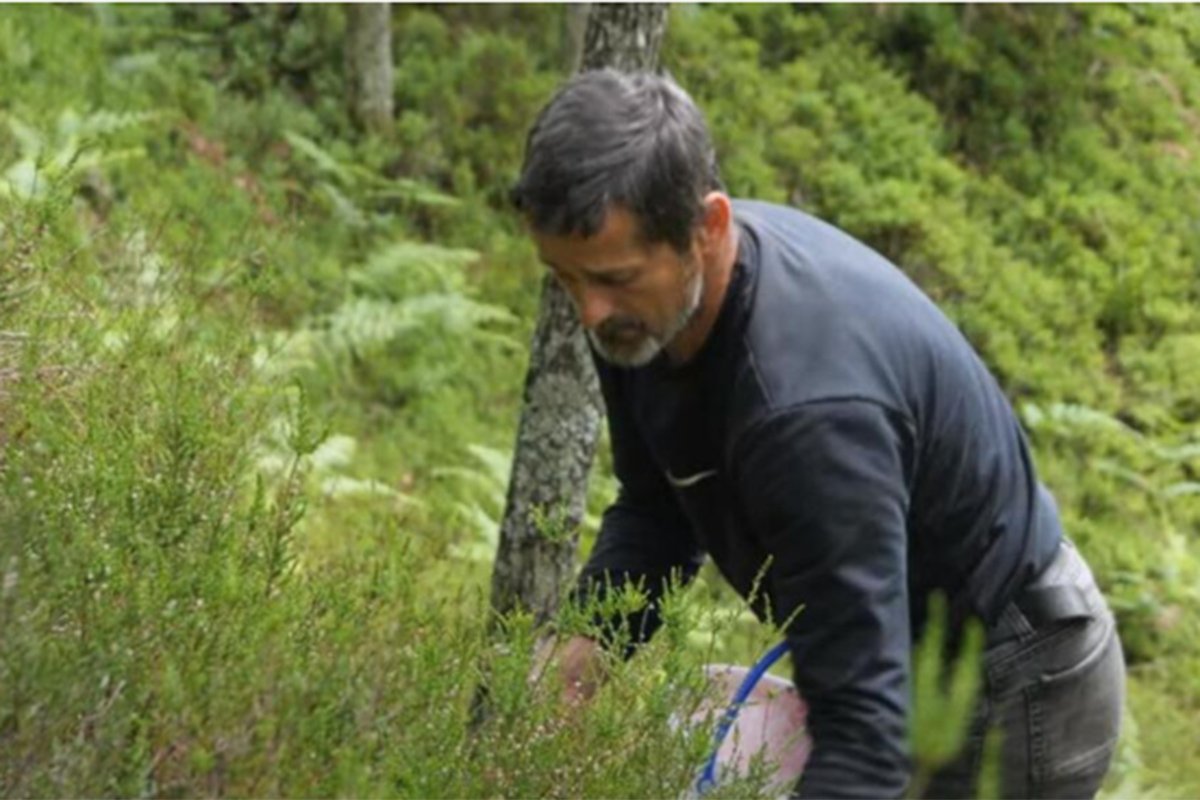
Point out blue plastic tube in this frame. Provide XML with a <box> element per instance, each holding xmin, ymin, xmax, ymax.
<box><xmin>695</xmin><ymin>640</ymin><xmax>791</xmax><ymax>796</ymax></box>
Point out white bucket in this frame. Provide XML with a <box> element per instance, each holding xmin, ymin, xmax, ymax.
<box><xmin>686</xmin><ymin>662</ymin><xmax>812</xmax><ymax>797</ymax></box>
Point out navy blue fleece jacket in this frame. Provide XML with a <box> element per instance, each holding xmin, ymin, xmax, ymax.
<box><xmin>576</xmin><ymin>200</ymin><xmax>1062</xmax><ymax>798</ymax></box>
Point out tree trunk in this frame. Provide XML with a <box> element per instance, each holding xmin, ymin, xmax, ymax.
<box><xmin>488</xmin><ymin>276</ymin><xmax>600</xmax><ymax>626</ymax></box>
<box><xmin>580</xmin><ymin>3</ymin><xmax>668</xmax><ymax>73</ymax></box>
<box><xmin>345</xmin><ymin>4</ymin><xmax>394</xmax><ymax>135</ymax></box>
<box><xmin>488</xmin><ymin>4</ymin><xmax>669</xmax><ymax>627</ymax></box>
<box><xmin>563</xmin><ymin>4</ymin><xmax>591</xmax><ymax>73</ymax></box>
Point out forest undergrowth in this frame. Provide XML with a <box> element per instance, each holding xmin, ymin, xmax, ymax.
<box><xmin>2</xmin><ymin>5</ymin><xmax>1198</xmax><ymax>797</ymax></box>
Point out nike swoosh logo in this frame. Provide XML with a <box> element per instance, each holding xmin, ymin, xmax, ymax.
<box><xmin>666</xmin><ymin>468</ymin><xmax>719</xmax><ymax>488</ymax></box>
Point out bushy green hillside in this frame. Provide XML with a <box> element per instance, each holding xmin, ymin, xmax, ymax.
<box><xmin>1</xmin><ymin>5</ymin><xmax>1196</xmax><ymax>797</ymax></box>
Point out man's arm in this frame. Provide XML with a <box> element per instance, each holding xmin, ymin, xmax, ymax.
<box><xmin>571</xmin><ymin>363</ymin><xmax>704</xmax><ymax>653</ymax></box>
<box><xmin>534</xmin><ymin>366</ymin><xmax>702</xmax><ymax>705</ymax></box>
<box><xmin>733</xmin><ymin>400</ymin><xmax>917</xmax><ymax>799</ymax></box>
<box><xmin>536</xmin><ymin>470</ymin><xmax>698</xmax><ymax>704</ymax></box>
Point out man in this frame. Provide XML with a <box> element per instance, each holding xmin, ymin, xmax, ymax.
<box><xmin>511</xmin><ymin>69</ymin><xmax>1125</xmax><ymax>799</ymax></box>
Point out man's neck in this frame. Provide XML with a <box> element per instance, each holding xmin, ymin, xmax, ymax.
<box><xmin>665</xmin><ymin>224</ymin><xmax>740</xmax><ymax>365</ymax></box>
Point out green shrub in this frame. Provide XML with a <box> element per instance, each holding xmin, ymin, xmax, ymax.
<box><xmin>4</xmin><ymin>3</ymin><xmax>1200</xmax><ymax>796</ymax></box>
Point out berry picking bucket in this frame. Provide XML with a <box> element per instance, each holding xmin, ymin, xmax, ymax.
<box><xmin>689</xmin><ymin>643</ymin><xmax>812</xmax><ymax>797</ymax></box>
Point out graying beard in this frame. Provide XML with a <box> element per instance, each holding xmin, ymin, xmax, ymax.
<box><xmin>589</xmin><ymin>267</ymin><xmax>704</xmax><ymax>367</ymax></box>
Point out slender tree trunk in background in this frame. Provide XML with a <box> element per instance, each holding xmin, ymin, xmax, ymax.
<box><xmin>345</xmin><ymin>3</ymin><xmax>393</xmax><ymax>135</ymax></box>
<box><xmin>579</xmin><ymin>4</ymin><xmax>667</xmax><ymax>72</ymax></box>
<box><xmin>564</xmin><ymin>4</ymin><xmax>591</xmax><ymax>73</ymax></box>
<box><xmin>487</xmin><ymin>278</ymin><xmax>600</xmax><ymax>626</ymax></box>
<box><xmin>487</xmin><ymin>4</ymin><xmax>669</xmax><ymax>627</ymax></box>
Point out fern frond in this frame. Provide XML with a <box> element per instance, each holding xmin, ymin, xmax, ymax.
<box><xmin>395</xmin><ymin>292</ymin><xmax>516</xmax><ymax>332</ymax></box>
<box><xmin>431</xmin><ymin>465</ymin><xmax>499</xmax><ymax>495</ymax></box>
<box><xmin>284</xmin><ymin>131</ymin><xmax>353</xmax><ymax>185</ymax></box>
<box><xmin>464</xmin><ymin>443</ymin><xmax>512</xmax><ymax>488</ymax></box>
<box><xmin>286</xmin><ymin>130</ymin><xmax>461</xmax><ymax>209</ymax></box>
<box><xmin>58</xmin><ymin>109</ymin><xmax>159</xmax><ymax>139</ymax></box>
<box><xmin>292</xmin><ymin>293</ymin><xmax>514</xmax><ymax>385</ymax></box>
<box><xmin>309</xmin><ymin>434</ymin><xmax>358</xmax><ymax>472</ymax></box>
<box><xmin>350</xmin><ymin>241</ymin><xmax>479</xmax><ymax>299</ymax></box>
<box><xmin>363</xmin><ymin>179</ymin><xmax>460</xmax><ymax>208</ymax></box>
<box><xmin>320</xmin><ymin>475</ymin><xmax>407</xmax><ymax>500</ymax></box>
<box><xmin>318</xmin><ymin>181</ymin><xmax>367</xmax><ymax>228</ymax></box>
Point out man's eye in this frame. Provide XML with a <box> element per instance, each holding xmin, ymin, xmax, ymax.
<box><xmin>594</xmin><ymin>272</ymin><xmax>635</xmax><ymax>288</ymax></box>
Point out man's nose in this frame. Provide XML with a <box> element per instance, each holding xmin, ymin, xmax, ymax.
<box><xmin>577</xmin><ymin>289</ymin><xmax>614</xmax><ymax>330</ymax></box>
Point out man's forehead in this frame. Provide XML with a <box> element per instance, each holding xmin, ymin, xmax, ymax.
<box><xmin>536</xmin><ymin>249</ymin><xmax>645</xmax><ymax>277</ymax></box>
<box><xmin>534</xmin><ymin>208</ymin><xmax>649</xmax><ymax>270</ymax></box>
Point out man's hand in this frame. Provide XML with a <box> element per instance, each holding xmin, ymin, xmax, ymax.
<box><xmin>530</xmin><ymin>634</ymin><xmax>605</xmax><ymax>706</ymax></box>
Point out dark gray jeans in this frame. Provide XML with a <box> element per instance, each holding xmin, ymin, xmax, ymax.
<box><xmin>923</xmin><ymin>540</ymin><xmax>1126</xmax><ymax>799</ymax></box>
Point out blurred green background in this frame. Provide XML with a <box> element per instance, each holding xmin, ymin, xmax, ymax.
<box><xmin>1</xmin><ymin>5</ymin><xmax>1197</xmax><ymax>797</ymax></box>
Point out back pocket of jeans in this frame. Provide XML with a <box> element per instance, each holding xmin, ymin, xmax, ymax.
<box><xmin>1029</xmin><ymin>621</ymin><xmax>1123</xmax><ymax>786</ymax></box>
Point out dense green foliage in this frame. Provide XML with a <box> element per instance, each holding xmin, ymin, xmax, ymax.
<box><xmin>2</xmin><ymin>4</ymin><xmax>1197</xmax><ymax>797</ymax></box>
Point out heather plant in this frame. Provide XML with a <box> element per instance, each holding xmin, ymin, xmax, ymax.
<box><xmin>2</xmin><ymin>3</ymin><xmax>1199</xmax><ymax>797</ymax></box>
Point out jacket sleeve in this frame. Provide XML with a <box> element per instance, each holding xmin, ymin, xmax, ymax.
<box><xmin>732</xmin><ymin>400</ymin><xmax>917</xmax><ymax>799</ymax></box>
<box><xmin>572</xmin><ymin>364</ymin><xmax>704</xmax><ymax>654</ymax></box>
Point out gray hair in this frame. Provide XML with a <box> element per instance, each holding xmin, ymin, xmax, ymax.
<box><xmin>510</xmin><ymin>69</ymin><xmax>723</xmax><ymax>252</ymax></box>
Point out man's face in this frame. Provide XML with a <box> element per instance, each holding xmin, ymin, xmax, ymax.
<box><xmin>533</xmin><ymin>207</ymin><xmax>704</xmax><ymax>367</ymax></box>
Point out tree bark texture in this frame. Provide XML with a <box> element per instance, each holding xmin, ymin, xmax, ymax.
<box><xmin>563</xmin><ymin>4</ymin><xmax>591</xmax><ymax>74</ymax></box>
<box><xmin>580</xmin><ymin>3</ymin><xmax>668</xmax><ymax>73</ymax></box>
<box><xmin>488</xmin><ymin>276</ymin><xmax>601</xmax><ymax>625</ymax></box>
<box><xmin>345</xmin><ymin>4</ymin><xmax>394</xmax><ymax>135</ymax></box>
<box><xmin>489</xmin><ymin>4</ymin><xmax>668</xmax><ymax>626</ymax></box>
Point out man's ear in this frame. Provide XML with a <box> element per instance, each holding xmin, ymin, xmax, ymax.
<box><xmin>699</xmin><ymin>192</ymin><xmax>733</xmax><ymax>254</ymax></box>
